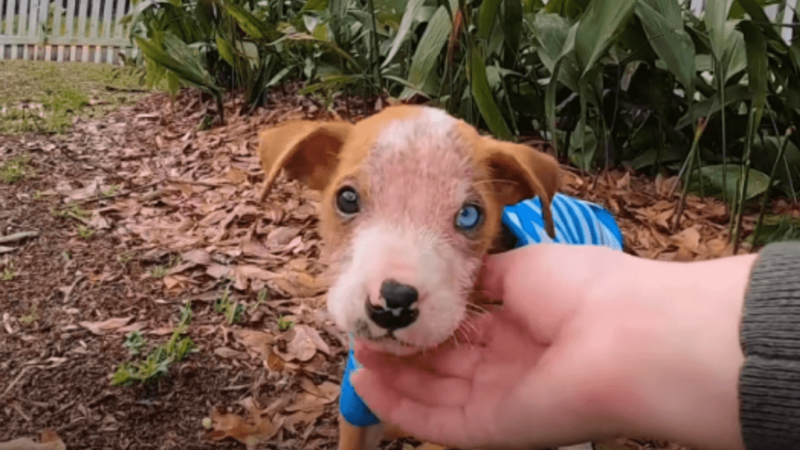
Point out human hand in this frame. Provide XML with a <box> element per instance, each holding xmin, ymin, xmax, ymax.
<box><xmin>351</xmin><ymin>244</ymin><xmax>756</xmax><ymax>450</ymax></box>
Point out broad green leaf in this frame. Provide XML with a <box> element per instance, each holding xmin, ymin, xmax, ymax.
<box><xmin>215</xmin><ymin>35</ymin><xmax>236</xmax><ymax>67</ymax></box>
<box><xmin>225</xmin><ymin>2</ymin><xmax>270</xmax><ymax>40</ymax></box>
<box><xmin>573</xmin><ymin>0</ymin><xmax>637</xmax><ymax>79</ymax></box>
<box><xmin>704</xmin><ymin>0</ymin><xmax>734</xmax><ymax>60</ymax></box>
<box><xmin>478</xmin><ymin>0</ymin><xmax>501</xmax><ymax>41</ymax></box>
<box><xmin>721</xmin><ymin>21</ymin><xmax>747</xmax><ymax>83</ymax></box>
<box><xmin>733</xmin><ymin>0</ymin><xmax>784</xmax><ymax>43</ymax></box>
<box><xmin>135</xmin><ymin>35</ymin><xmax>216</xmax><ymax>91</ymax></box>
<box><xmin>399</xmin><ymin>0</ymin><xmax>458</xmax><ymax>100</ymax></box>
<box><xmin>533</xmin><ymin>13</ymin><xmax>579</xmax><ymax>92</ymax></box>
<box><xmin>303</xmin><ymin>0</ymin><xmax>330</xmax><ymax>11</ymax></box>
<box><xmin>545</xmin><ymin>22</ymin><xmax>577</xmax><ymax>154</ymax></box>
<box><xmin>469</xmin><ymin>44</ymin><xmax>513</xmax><ymax>140</ymax></box>
<box><xmin>382</xmin><ymin>0</ymin><xmax>425</xmax><ymax>68</ymax></box>
<box><xmin>741</xmin><ymin>20</ymin><xmax>768</xmax><ymax>146</ymax></box>
<box><xmin>639</xmin><ymin>0</ymin><xmax>681</xmax><ymax>29</ymax></box>
<box><xmin>502</xmin><ymin>0</ymin><xmax>523</xmax><ymax>58</ymax></box>
<box><xmin>675</xmin><ymin>84</ymin><xmax>751</xmax><ymax>129</ymax></box>
<box><xmin>696</xmin><ymin>165</ymin><xmax>771</xmax><ymax>200</ymax></box>
<box><xmin>544</xmin><ymin>0</ymin><xmax>589</xmax><ymax>18</ymax></box>
<box><xmin>635</xmin><ymin>1</ymin><xmax>695</xmax><ymax>97</ymax></box>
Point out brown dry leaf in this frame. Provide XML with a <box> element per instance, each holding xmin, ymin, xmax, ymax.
<box><xmin>299</xmin><ymin>378</ymin><xmax>339</xmax><ymax>404</ymax></box>
<box><xmin>214</xmin><ymin>347</ymin><xmax>249</xmax><ymax>360</ymax></box>
<box><xmin>302</xmin><ymin>324</ymin><xmax>331</xmax><ymax>356</ymax></box>
<box><xmin>266</xmin><ymin>226</ymin><xmax>301</xmax><ymax>248</ymax></box>
<box><xmin>225</xmin><ymin>167</ymin><xmax>248</xmax><ymax>185</ymax></box>
<box><xmin>203</xmin><ymin>397</ymin><xmax>278</xmax><ymax>450</ymax></box>
<box><xmin>278</xmin><ymin>325</ymin><xmax>317</xmax><ymax>362</ymax></box>
<box><xmin>265</xmin><ymin>347</ymin><xmax>285</xmax><ymax>372</ymax></box>
<box><xmin>671</xmin><ymin>226</ymin><xmax>701</xmax><ymax>253</ymax></box>
<box><xmin>78</xmin><ymin>316</ymin><xmax>133</xmax><ymax>335</ymax></box>
<box><xmin>0</xmin><ymin>429</ymin><xmax>66</xmax><ymax>450</ymax></box>
<box><xmin>271</xmin><ymin>270</ymin><xmax>327</xmax><ymax>298</ymax></box>
<box><xmin>234</xmin><ymin>329</ymin><xmax>274</xmax><ymax>360</ymax></box>
<box><xmin>285</xmin><ymin>392</ymin><xmax>329</xmax><ymax>413</ymax></box>
<box><xmin>182</xmin><ymin>249</ymin><xmax>213</xmax><ymax>265</ymax></box>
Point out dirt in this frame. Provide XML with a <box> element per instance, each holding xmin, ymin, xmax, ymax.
<box><xmin>1</xmin><ymin>85</ymin><xmax>794</xmax><ymax>450</ymax></box>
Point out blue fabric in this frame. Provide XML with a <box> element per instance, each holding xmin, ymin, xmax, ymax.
<box><xmin>338</xmin><ymin>193</ymin><xmax>624</xmax><ymax>427</ymax></box>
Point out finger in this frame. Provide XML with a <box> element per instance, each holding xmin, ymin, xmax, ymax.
<box><xmin>351</xmin><ymin>358</ymin><xmax>473</xmax><ymax>408</ymax></box>
<box><xmin>351</xmin><ymin>369</ymin><xmax>476</xmax><ymax>448</ymax></box>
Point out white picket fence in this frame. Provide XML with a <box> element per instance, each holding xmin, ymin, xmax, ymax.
<box><xmin>0</xmin><ymin>0</ymin><xmax>136</xmax><ymax>64</ymax></box>
<box><xmin>0</xmin><ymin>0</ymin><xmax>797</xmax><ymax>65</ymax></box>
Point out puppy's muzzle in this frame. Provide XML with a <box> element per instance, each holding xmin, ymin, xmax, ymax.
<box><xmin>365</xmin><ymin>279</ymin><xmax>420</xmax><ymax>330</ymax></box>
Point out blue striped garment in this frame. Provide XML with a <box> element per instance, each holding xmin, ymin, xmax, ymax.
<box><xmin>338</xmin><ymin>193</ymin><xmax>624</xmax><ymax>427</ymax></box>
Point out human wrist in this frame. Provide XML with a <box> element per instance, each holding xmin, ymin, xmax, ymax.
<box><xmin>596</xmin><ymin>253</ymin><xmax>755</xmax><ymax>449</ymax></box>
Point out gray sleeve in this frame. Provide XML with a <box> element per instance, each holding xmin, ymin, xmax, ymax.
<box><xmin>739</xmin><ymin>242</ymin><xmax>800</xmax><ymax>450</ymax></box>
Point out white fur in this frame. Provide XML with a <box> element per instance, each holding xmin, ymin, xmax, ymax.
<box><xmin>326</xmin><ymin>223</ymin><xmax>468</xmax><ymax>355</ymax></box>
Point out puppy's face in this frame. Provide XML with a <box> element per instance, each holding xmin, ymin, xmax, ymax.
<box><xmin>258</xmin><ymin>106</ymin><xmax>559</xmax><ymax>355</ymax></box>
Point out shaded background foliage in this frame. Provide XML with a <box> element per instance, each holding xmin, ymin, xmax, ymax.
<box><xmin>127</xmin><ymin>0</ymin><xmax>800</xmax><ymax>246</ymax></box>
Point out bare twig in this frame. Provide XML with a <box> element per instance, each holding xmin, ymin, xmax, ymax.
<box><xmin>0</xmin><ymin>231</ymin><xmax>39</xmax><ymax>245</ymax></box>
<box><xmin>79</xmin><ymin>181</ymin><xmax>162</xmax><ymax>204</ymax></box>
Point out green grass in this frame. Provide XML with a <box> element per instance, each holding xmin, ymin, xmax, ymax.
<box><xmin>0</xmin><ymin>60</ymin><xmax>149</xmax><ymax>134</ymax></box>
<box><xmin>0</xmin><ymin>154</ymin><xmax>37</xmax><ymax>183</ymax></box>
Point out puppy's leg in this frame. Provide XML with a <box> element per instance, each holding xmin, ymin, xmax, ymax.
<box><xmin>339</xmin><ymin>414</ymin><xmax>384</xmax><ymax>450</ymax></box>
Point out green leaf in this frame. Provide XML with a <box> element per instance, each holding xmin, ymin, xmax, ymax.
<box><xmin>533</xmin><ymin>13</ymin><xmax>579</xmax><ymax>92</ymax></box>
<box><xmin>225</xmin><ymin>2</ymin><xmax>270</xmax><ymax>41</ymax></box>
<box><xmin>733</xmin><ymin>0</ymin><xmax>785</xmax><ymax>44</ymax></box>
<box><xmin>675</xmin><ymin>84</ymin><xmax>751</xmax><ymax>129</ymax></box>
<box><xmin>722</xmin><ymin>22</ymin><xmax>747</xmax><ymax>83</ymax></box>
<box><xmin>572</xmin><ymin>0</ymin><xmax>637</xmax><ymax>79</ymax></box>
<box><xmin>502</xmin><ymin>0</ymin><xmax>523</xmax><ymax>58</ymax></box>
<box><xmin>382</xmin><ymin>0</ymin><xmax>425</xmax><ymax>68</ymax></box>
<box><xmin>696</xmin><ymin>165</ymin><xmax>771</xmax><ymax>200</ymax></box>
<box><xmin>134</xmin><ymin>35</ymin><xmax>215</xmax><ymax>91</ymax></box>
<box><xmin>545</xmin><ymin>22</ymin><xmax>577</xmax><ymax>154</ymax></box>
<box><xmin>303</xmin><ymin>0</ymin><xmax>330</xmax><ymax>11</ymax></box>
<box><xmin>478</xmin><ymin>0</ymin><xmax>501</xmax><ymax>41</ymax></box>
<box><xmin>215</xmin><ymin>35</ymin><xmax>237</xmax><ymax>67</ymax></box>
<box><xmin>399</xmin><ymin>0</ymin><xmax>458</xmax><ymax>99</ymax></box>
<box><xmin>740</xmin><ymin>21</ymin><xmax>769</xmax><ymax>112</ymax></box>
<box><xmin>635</xmin><ymin>1</ymin><xmax>695</xmax><ymax>97</ymax></box>
<box><xmin>469</xmin><ymin>44</ymin><xmax>513</xmax><ymax>141</ymax></box>
<box><xmin>704</xmin><ymin>0</ymin><xmax>734</xmax><ymax>60</ymax></box>
<box><xmin>544</xmin><ymin>0</ymin><xmax>589</xmax><ymax>18</ymax></box>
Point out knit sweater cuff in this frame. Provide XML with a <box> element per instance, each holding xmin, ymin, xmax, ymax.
<box><xmin>739</xmin><ymin>242</ymin><xmax>800</xmax><ymax>450</ymax></box>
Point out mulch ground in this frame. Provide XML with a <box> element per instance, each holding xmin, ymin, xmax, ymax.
<box><xmin>2</xmin><ymin>85</ymin><xmax>798</xmax><ymax>450</ymax></box>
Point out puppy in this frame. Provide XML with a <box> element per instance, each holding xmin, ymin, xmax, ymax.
<box><xmin>257</xmin><ymin>105</ymin><xmax>623</xmax><ymax>450</ymax></box>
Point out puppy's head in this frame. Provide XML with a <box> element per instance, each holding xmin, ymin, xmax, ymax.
<box><xmin>258</xmin><ymin>105</ymin><xmax>559</xmax><ymax>355</ymax></box>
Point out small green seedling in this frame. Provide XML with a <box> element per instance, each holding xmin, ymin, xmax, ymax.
<box><xmin>2</xmin><ymin>263</ymin><xmax>17</xmax><ymax>281</ymax></box>
<box><xmin>278</xmin><ymin>315</ymin><xmax>295</xmax><ymax>331</ymax></box>
<box><xmin>214</xmin><ymin>282</ymin><xmax>244</xmax><ymax>324</ymax></box>
<box><xmin>250</xmin><ymin>288</ymin><xmax>269</xmax><ymax>314</ymax></box>
<box><xmin>111</xmin><ymin>304</ymin><xmax>195</xmax><ymax>386</ymax></box>
<box><xmin>77</xmin><ymin>225</ymin><xmax>95</xmax><ymax>239</ymax></box>
<box><xmin>123</xmin><ymin>331</ymin><xmax>147</xmax><ymax>355</ymax></box>
<box><xmin>150</xmin><ymin>265</ymin><xmax>167</xmax><ymax>278</ymax></box>
<box><xmin>0</xmin><ymin>154</ymin><xmax>36</xmax><ymax>183</ymax></box>
<box><xmin>102</xmin><ymin>184</ymin><xmax>121</xmax><ymax>197</ymax></box>
<box><xmin>20</xmin><ymin>304</ymin><xmax>39</xmax><ymax>325</ymax></box>
<box><xmin>117</xmin><ymin>252</ymin><xmax>132</xmax><ymax>266</ymax></box>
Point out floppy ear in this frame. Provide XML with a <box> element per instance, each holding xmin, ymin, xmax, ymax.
<box><xmin>477</xmin><ymin>138</ymin><xmax>561</xmax><ymax>239</ymax></box>
<box><xmin>256</xmin><ymin>120</ymin><xmax>353</xmax><ymax>203</ymax></box>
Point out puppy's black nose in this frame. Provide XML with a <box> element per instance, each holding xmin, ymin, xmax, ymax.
<box><xmin>381</xmin><ymin>280</ymin><xmax>418</xmax><ymax>309</ymax></box>
<box><xmin>366</xmin><ymin>280</ymin><xmax>419</xmax><ymax>330</ymax></box>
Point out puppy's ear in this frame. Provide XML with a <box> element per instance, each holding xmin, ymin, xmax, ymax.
<box><xmin>257</xmin><ymin>120</ymin><xmax>353</xmax><ymax>202</ymax></box>
<box><xmin>478</xmin><ymin>138</ymin><xmax>560</xmax><ymax>238</ymax></box>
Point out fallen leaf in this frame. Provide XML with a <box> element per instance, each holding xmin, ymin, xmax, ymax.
<box><xmin>282</xmin><ymin>325</ymin><xmax>317</xmax><ymax>362</ymax></box>
<box><xmin>203</xmin><ymin>397</ymin><xmax>278</xmax><ymax>450</ymax></box>
<box><xmin>671</xmin><ymin>226</ymin><xmax>701</xmax><ymax>253</ymax></box>
<box><xmin>234</xmin><ymin>329</ymin><xmax>274</xmax><ymax>360</ymax></box>
<box><xmin>0</xmin><ymin>429</ymin><xmax>66</xmax><ymax>450</ymax></box>
<box><xmin>298</xmin><ymin>378</ymin><xmax>339</xmax><ymax>404</ymax></box>
<box><xmin>266</xmin><ymin>226</ymin><xmax>300</xmax><ymax>248</ymax></box>
<box><xmin>302</xmin><ymin>325</ymin><xmax>331</xmax><ymax>356</ymax></box>
<box><xmin>285</xmin><ymin>392</ymin><xmax>329</xmax><ymax>413</ymax></box>
<box><xmin>78</xmin><ymin>317</ymin><xmax>133</xmax><ymax>335</ymax></box>
<box><xmin>214</xmin><ymin>347</ymin><xmax>249</xmax><ymax>360</ymax></box>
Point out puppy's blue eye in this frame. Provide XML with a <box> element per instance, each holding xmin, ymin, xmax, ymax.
<box><xmin>455</xmin><ymin>204</ymin><xmax>482</xmax><ymax>230</ymax></box>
